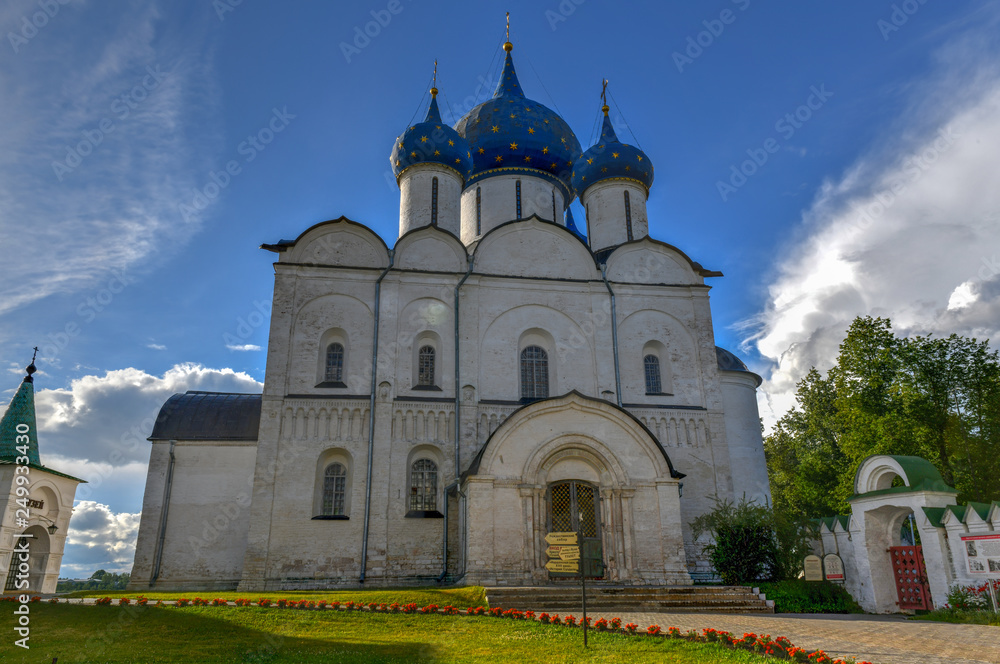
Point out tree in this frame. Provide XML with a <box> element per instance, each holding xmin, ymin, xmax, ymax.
<box><xmin>765</xmin><ymin>316</ymin><xmax>1000</xmax><ymax>515</ymax></box>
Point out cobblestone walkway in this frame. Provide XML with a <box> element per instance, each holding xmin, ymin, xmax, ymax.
<box><xmin>570</xmin><ymin>610</ymin><xmax>999</xmax><ymax>664</ymax></box>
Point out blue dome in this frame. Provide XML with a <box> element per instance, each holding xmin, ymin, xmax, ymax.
<box><xmin>454</xmin><ymin>45</ymin><xmax>582</xmax><ymax>201</ymax></box>
<box><xmin>572</xmin><ymin>109</ymin><xmax>653</xmax><ymax>195</ymax></box>
<box><xmin>391</xmin><ymin>93</ymin><xmax>472</xmax><ymax>181</ymax></box>
<box><xmin>564</xmin><ymin>206</ymin><xmax>586</xmax><ymax>241</ymax></box>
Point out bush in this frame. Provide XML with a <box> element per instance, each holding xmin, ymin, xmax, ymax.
<box><xmin>692</xmin><ymin>496</ymin><xmax>812</xmax><ymax>583</ymax></box>
<box><xmin>754</xmin><ymin>580</ymin><xmax>863</xmax><ymax>613</ymax></box>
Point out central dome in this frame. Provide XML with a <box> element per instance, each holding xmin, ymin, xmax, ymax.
<box><xmin>454</xmin><ymin>44</ymin><xmax>582</xmax><ymax>202</ymax></box>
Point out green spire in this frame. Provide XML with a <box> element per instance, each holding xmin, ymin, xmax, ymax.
<box><xmin>0</xmin><ymin>354</ymin><xmax>41</xmax><ymax>465</ymax></box>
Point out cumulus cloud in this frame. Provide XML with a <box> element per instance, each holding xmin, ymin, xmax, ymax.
<box><xmin>60</xmin><ymin>501</ymin><xmax>141</xmax><ymax>577</ymax></box>
<box><xmin>0</xmin><ymin>2</ymin><xmax>221</xmax><ymax>316</ymax></box>
<box><xmin>745</xmin><ymin>24</ymin><xmax>1000</xmax><ymax>427</ymax></box>
<box><xmin>34</xmin><ymin>363</ymin><xmax>262</xmax><ymax>472</ymax></box>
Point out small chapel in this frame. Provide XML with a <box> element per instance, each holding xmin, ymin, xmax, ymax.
<box><xmin>129</xmin><ymin>35</ymin><xmax>770</xmax><ymax>591</ymax></box>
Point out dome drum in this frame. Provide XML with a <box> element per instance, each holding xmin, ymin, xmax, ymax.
<box><xmin>399</xmin><ymin>163</ymin><xmax>463</xmax><ymax>236</ymax></box>
<box><xmin>582</xmin><ymin>179</ymin><xmax>648</xmax><ymax>252</ymax></box>
<box><xmin>461</xmin><ymin>174</ymin><xmax>565</xmax><ymax>242</ymax></box>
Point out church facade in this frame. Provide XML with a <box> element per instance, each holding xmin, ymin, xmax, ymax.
<box><xmin>129</xmin><ymin>40</ymin><xmax>770</xmax><ymax>591</ymax></box>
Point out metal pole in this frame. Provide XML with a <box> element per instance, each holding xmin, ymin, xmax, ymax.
<box><xmin>579</xmin><ymin>518</ymin><xmax>587</xmax><ymax>648</ymax></box>
<box><xmin>988</xmin><ymin>578</ymin><xmax>999</xmax><ymax>614</ymax></box>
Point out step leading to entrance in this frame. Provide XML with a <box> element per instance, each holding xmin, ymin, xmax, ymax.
<box><xmin>485</xmin><ymin>585</ymin><xmax>775</xmax><ymax>614</ymax></box>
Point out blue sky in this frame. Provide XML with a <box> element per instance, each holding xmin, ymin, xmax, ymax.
<box><xmin>2</xmin><ymin>0</ymin><xmax>999</xmax><ymax>575</ymax></box>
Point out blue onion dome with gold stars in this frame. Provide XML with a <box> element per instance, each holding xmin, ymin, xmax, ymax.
<box><xmin>391</xmin><ymin>86</ymin><xmax>472</xmax><ymax>182</ymax></box>
<box><xmin>572</xmin><ymin>104</ymin><xmax>654</xmax><ymax>195</ymax></box>
<box><xmin>454</xmin><ymin>41</ymin><xmax>582</xmax><ymax>201</ymax></box>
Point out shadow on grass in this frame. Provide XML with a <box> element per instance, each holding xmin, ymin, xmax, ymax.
<box><xmin>0</xmin><ymin>604</ymin><xmax>440</xmax><ymax>663</ymax></box>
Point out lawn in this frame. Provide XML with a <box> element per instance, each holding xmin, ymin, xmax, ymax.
<box><xmin>0</xmin><ymin>604</ymin><xmax>777</xmax><ymax>663</ymax></box>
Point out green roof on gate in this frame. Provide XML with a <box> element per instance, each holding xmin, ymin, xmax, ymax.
<box><xmin>851</xmin><ymin>454</ymin><xmax>958</xmax><ymax>499</ymax></box>
<box><xmin>0</xmin><ymin>369</ymin><xmax>40</xmax><ymax>465</ymax></box>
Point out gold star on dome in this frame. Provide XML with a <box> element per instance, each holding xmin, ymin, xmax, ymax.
<box><xmin>436</xmin><ymin>125</ymin><xmax>441</xmax><ymax>130</ymax></box>
<box><xmin>448</xmin><ymin>139</ymin><xmax>454</xmax><ymax>146</ymax></box>
<box><xmin>398</xmin><ymin>142</ymin><xmax>403</xmax><ymax>149</ymax></box>
<box><xmin>434</xmin><ymin>150</ymin><xmax>440</xmax><ymax>156</ymax></box>
<box><xmin>409</xmin><ymin>126</ymin><xmax>415</xmax><ymax>131</ymax></box>
<box><xmin>410</xmin><ymin>151</ymin><xmax>418</xmax><ymax>158</ymax></box>
<box><xmin>509</xmin><ymin>142</ymin><xmax>518</xmax><ymax>150</ymax></box>
<box><xmin>496</xmin><ymin>155</ymin><xmax>504</xmax><ymax>163</ymax></box>
<box><xmin>524</xmin><ymin>156</ymin><xmax>531</xmax><ymax>163</ymax></box>
<box><xmin>528</xmin><ymin>127</ymin><xmax>535</xmax><ymax>134</ymax></box>
<box><xmin>561</xmin><ymin>138</ymin><xmax>566</xmax><ymax>144</ymax></box>
<box><xmin>586</xmin><ymin>158</ymin><xmax>593</xmax><ymax>165</ymax></box>
<box><xmin>478</xmin><ymin>147</ymin><xmax>485</xmax><ymax>154</ymax></box>
<box><xmin>420</xmin><ymin>136</ymin><xmax>428</xmax><ymax>143</ymax></box>
<box><xmin>455</xmin><ymin>158</ymin><xmax>461</xmax><ymax>164</ymax></box>
<box><xmin>598</xmin><ymin>144</ymin><xmax>605</xmax><ymax>149</ymax></box>
<box><xmin>544</xmin><ymin>119</ymin><xmax>549</xmax><ymax>124</ymax></box>
<box><xmin>524</xmin><ymin>107</ymin><xmax>531</xmax><ymax>113</ymax></box>
<box><xmin>509</xmin><ymin>113</ymin><xmax>516</xmax><ymax>119</ymax></box>
<box><xmin>550</xmin><ymin>162</ymin><xmax>557</xmax><ymax>169</ymax></box>
<box><xmin>601</xmin><ymin>167</ymin><xmax>608</xmax><ymax>173</ymax></box>
<box><xmin>395</xmin><ymin>159</ymin><xmax>400</xmax><ymax>166</ymax></box>
<box><xmin>582</xmin><ymin>176</ymin><xmax>586</xmax><ymax>181</ymax></box>
<box><xmin>542</xmin><ymin>147</ymin><xmax>549</xmax><ymax>154</ymax></box>
<box><xmin>492</xmin><ymin>125</ymin><xmax>500</xmax><ymax>133</ymax></box>
<box><xmin>612</xmin><ymin>152</ymin><xmax>619</xmax><ymax>159</ymax></box>
<box><xmin>636</xmin><ymin>155</ymin><xmax>643</xmax><ymax>161</ymax></box>
<box><xmin>624</xmin><ymin>165</ymin><xmax>631</xmax><ymax>171</ymax></box>
<box><xmin>567</xmin><ymin>161</ymin><xmax>572</xmax><ymax>166</ymax></box>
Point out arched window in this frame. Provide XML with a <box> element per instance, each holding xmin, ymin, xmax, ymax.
<box><xmin>644</xmin><ymin>354</ymin><xmax>662</xmax><ymax>394</ymax></box>
<box><xmin>476</xmin><ymin>186</ymin><xmax>482</xmax><ymax>235</ymax></box>
<box><xmin>325</xmin><ymin>343</ymin><xmax>344</xmax><ymax>382</ymax></box>
<box><xmin>624</xmin><ymin>190</ymin><xmax>633</xmax><ymax>241</ymax></box>
<box><xmin>322</xmin><ymin>463</ymin><xmax>347</xmax><ymax>516</ymax></box>
<box><xmin>520</xmin><ymin>346</ymin><xmax>549</xmax><ymax>400</ymax></box>
<box><xmin>417</xmin><ymin>345</ymin><xmax>435</xmax><ymax>386</ymax></box>
<box><xmin>409</xmin><ymin>459</ymin><xmax>437</xmax><ymax>511</ymax></box>
<box><xmin>431</xmin><ymin>176</ymin><xmax>439</xmax><ymax>226</ymax></box>
<box><xmin>586</xmin><ymin>203</ymin><xmax>592</xmax><ymax>239</ymax></box>
<box><xmin>516</xmin><ymin>180</ymin><xmax>522</xmax><ymax>219</ymax></box>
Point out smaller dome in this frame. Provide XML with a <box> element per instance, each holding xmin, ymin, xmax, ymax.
<box><xmin>572</xmin><ymin>107</ymin><xmax>653</xmax><ymax>195</ymax></box>
<box><xmin>716</xmin><ymin>347</ymin><xmax>762</xmax><ymax>386</ymax></box>
<box><xmin>391</xmin><ymin>92</ymin><xmax>472</xmax><ymax>182</ymax></box>
<box><xmin>564</xmin><ymin>206</ymin><xmax>586</xmax><ymax>242</ymax></box>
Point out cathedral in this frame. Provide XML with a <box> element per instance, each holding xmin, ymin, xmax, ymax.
<box><xmin>129</xmin><ymin>37</ymin><xmax>770</xmax><ymax>591</ymax></box>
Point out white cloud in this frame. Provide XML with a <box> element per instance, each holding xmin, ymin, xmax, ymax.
<box><xmin>0</xmin><ymin>2</ymin><xmax>221</xmax><ymax>316</ymax></box>
<box><xmin>34</xmin><ymin>363</ymin><xmax>262</xmax><ymax>471</ymax></box>
<box><xmin>746</xmin><ymin>26</ymin><xmax>1000</xmax><ymax>428</ymax></box>
<box><xmin>61</xmin><ymin>501</ymin><xmax>141</xmax><ymax>577</ymax></box>
<box><xmin>147</xmin><ymin>343</ymin><xmax>167</xmax><ymax>351</ymax></box>
<box><xmin>226</xmin><ymin>344</ymin><xmax>262</xmax><ymax>352</ymax></box>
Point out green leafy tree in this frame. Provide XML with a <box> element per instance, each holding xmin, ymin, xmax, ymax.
<box><xmin>765</xmin><ymin>316</ymin><xmax>1000</xmax><ymax>515</ymax></box>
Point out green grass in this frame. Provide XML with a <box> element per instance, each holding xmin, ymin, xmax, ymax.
<box><xmin>0</xmin><ymin>604</ymin><xmax>777</xmax><ymax>663</ymax></box>
<box><xmin>910</xmin><ymin>608</ymin><xmax>1000</xmax><ymax>626</ymax></box>
<box><xmin>61</xmin><ymin>586</ymin><xmax>486</xmax><ymax>607</ymax></box>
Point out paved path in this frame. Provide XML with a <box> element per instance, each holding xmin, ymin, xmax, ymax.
<box><xmin>564</xmin><ymin>610</ymin><xmax>999</xmax><ymax>664</ymax></box>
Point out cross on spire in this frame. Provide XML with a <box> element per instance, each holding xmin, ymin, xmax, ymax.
<box><xmin>601</xmin><ymin>79</ymin><xmax>609</xmax><ymax>115</ymax></box>
<box><xmin>506</xmin><ymin>11</ymin><xmax>510</xmax><ymax>42</ymax></box>
<box><xmin>431</xmin><ymin>59</ymin><xmax>438</xmax><ymax>97</ymax></box>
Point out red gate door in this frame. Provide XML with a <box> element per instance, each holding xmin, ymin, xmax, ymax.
<box><xmin>889</xmin><ymin>546</ymin><xmax>932</xmax><ymax>610</ymax></box>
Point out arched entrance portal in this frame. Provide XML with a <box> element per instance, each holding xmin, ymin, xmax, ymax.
<box><xmin>547</xmin><ymin>481</ymin><xmax>603</xmax><ymax>578</ymax></box>
<box><xmin>4</xmin><ymin>526</ymin><xmax>50</xmax><ymax>593</ymax></box>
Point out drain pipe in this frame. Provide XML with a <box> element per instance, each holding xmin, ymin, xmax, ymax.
<box><xmin>360</xmin><ymin>251</ymin><xmax>395</xmax><ymax>584</ymax></box>
<box><xmin>600</xmin><ymin>264</ymin><xmax>623</xmax><ymax>407</ymax></box>
<box><xmin>439</xmin><ymin>256</ymin><xmax>474</xmax><ymax>583</ymax></box>
<box><xmin>436</xmin><ymin>482</ymin><xmax>460</xmax><ymax>582</ymax></box>
<box><xmin>150</xmin><ymin>440</ymin><xmax>176</xmax><ymax>587</ymax></box>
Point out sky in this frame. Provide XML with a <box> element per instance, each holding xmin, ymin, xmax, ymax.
<box><xmin>1</xmin><ymin>0</ymin><xmax>999</xmax><ymax>576</ymax></box>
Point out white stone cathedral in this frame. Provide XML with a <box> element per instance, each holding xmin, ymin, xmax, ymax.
<box><xmin>130</xmin><ymin>39</ymin><xmax>770</xmax><ymax>591</ymax></box>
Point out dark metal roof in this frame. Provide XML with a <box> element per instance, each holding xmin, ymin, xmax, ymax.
<box><xmin>715</xmin><ymin>347</ymin><xmax>763</xmax><ymax>387</ymax></box>
<box><xmin>149</xmin><ymin>391</ymin><xmax>262</xmax><ymax>441</ymax></box>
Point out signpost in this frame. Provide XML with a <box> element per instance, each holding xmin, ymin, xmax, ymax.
<box><xmin>545</xmin><ymin>531</ymin><xmax>587</xmax><ymax>647</ymax></box>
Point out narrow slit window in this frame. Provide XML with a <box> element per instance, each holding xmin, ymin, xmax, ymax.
<box><xmin>410</xmin><ymin>459</ymin><xmax>437</xmax><ymax>511</ymax></box>
<box><xmin>644</xmin><ymin>354</ymin><xmax>662</xmax><ymax>394</ymax></box>
<box><xmin>431</xmin><ymin>177</ymin><xmax>439</xmax><ymax>226</ymax></box>
<box><xmin>417</xmin><ymin>345</ymin><xmax>435</xmax><ymax>386</ymax></box>
<box><xmin>551</xmin><ymin>191</ymin><xmax>556</xmax><ymax>223</ymax></box>
<box><xmin>516</xmin><ymin>180</ymin><xmax>522</xmax><ymax>219</ymax></box>
<box><xmin>520</xmin><ymin>346</ymin><xmax>549</xmax><ymax>400</ymax></box>
<box><xmin>624</xmin><ymin>190</ymin><xmax>633</xmax><ymax>241</ymax></box>
<box><xmin>322</xmin><ymin>463</ymin><xmax>347</xmax><ymax>516</ymax></box>
<box><xmin>476</xmin><ymin>186</ymin><xmax>482</xmax><ymax>235</ymax></box>
<box><xmin>325</xmin><ymin>343</ymin><xmax>344</xmax><ymax>382</ymax></box>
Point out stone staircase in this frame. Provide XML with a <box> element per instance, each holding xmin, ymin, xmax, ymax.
<box><xmin>485</xmin><ymin>585</ymin><xmax>774</xmax><ymax>614</ymax></box>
